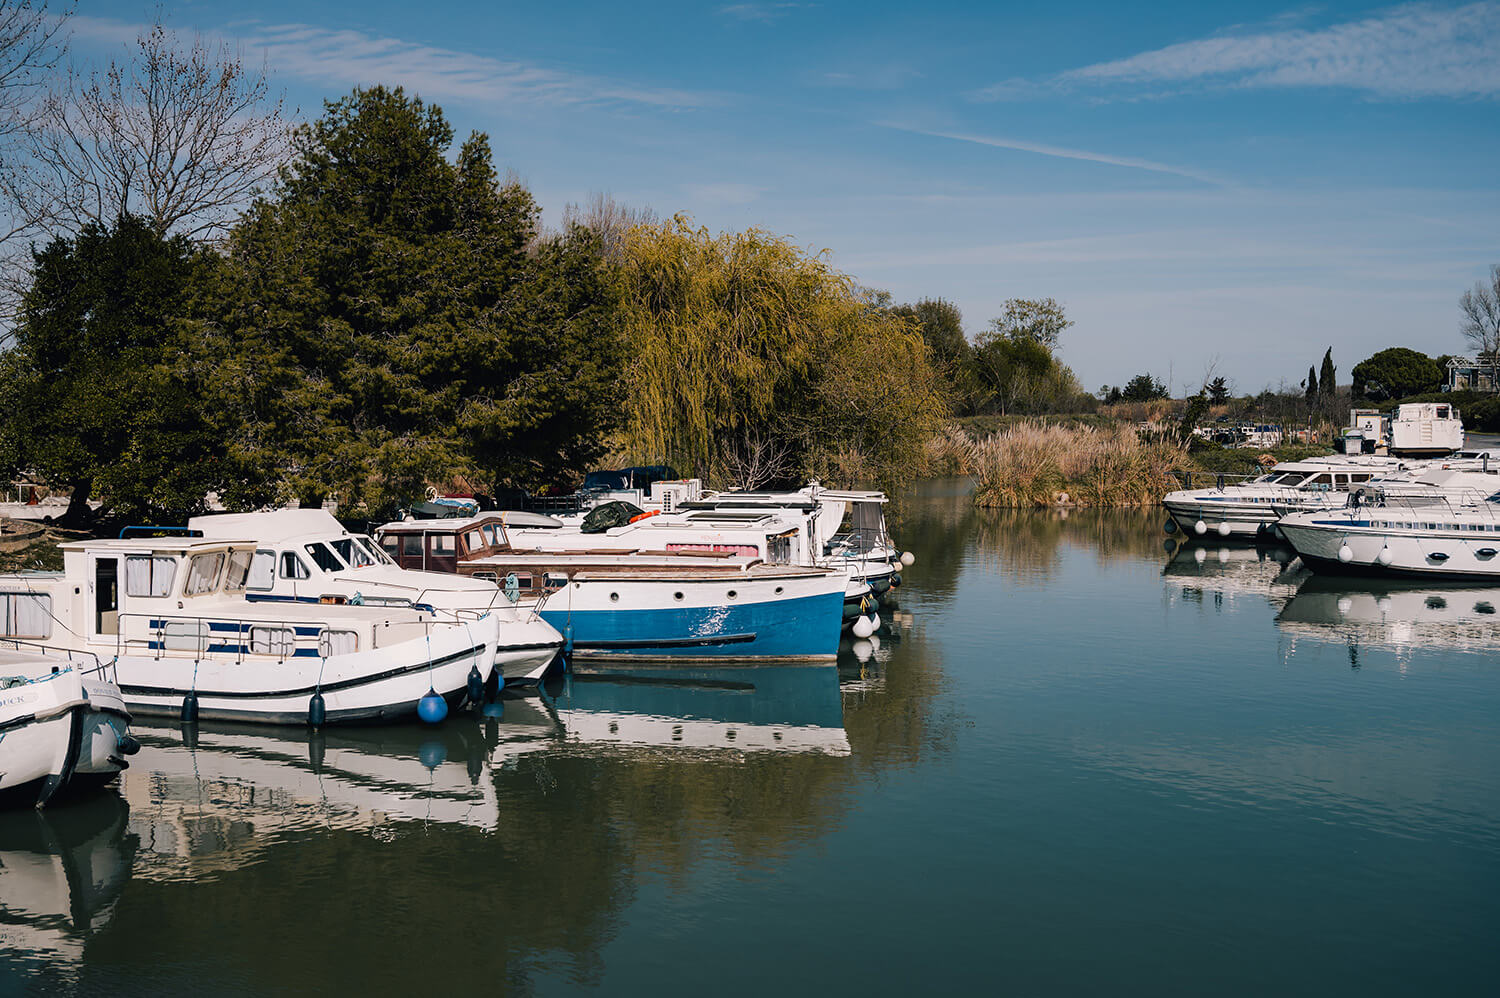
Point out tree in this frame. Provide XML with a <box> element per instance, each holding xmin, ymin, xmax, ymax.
<box><xmin>987</xmin><ymin>297</ymin><xmax>1072</xmax><ymax>349</ymax></box>
<box><xmin>1305</xmin><ymin>366</ymin><xmax>1318</xmax><ymax>404</ymax></box>
<box><xmin>973</xmin><ymin>331</ymin><xmax>1054</xmax><ymax>414</ymax></box>
<box><xmin>20</xmin><ymin>17</ymin><xmax>287</xmax><ymax>240</ymax></box>
<box><xmin>213</xmin><ymin>86</ymin><xmax>624</xmax><ymax>513</ymax></box>
<box><xmin>892</xmin><ymin>297</ymin><xmax>982</xmax><ymax>414</ymax></box>
<box><xmin>617</xmin><ymin>217</ymin><xmax>946</xmax><ymax>487</ymax></box>
<box><xmin>1319</xmin><ymin>348</ymin><xmax>1336</xmax><ymax>400</ymax></box>
<box><xmin>1460</xmin><ymin>265</ymin><xmax>1500</xmax><ymax>386</ymax></box>
<box><xmin>1207</xmin><ymin>376</ymin><xmax>1231</xmax><ymax>403</ymax></box>
<box><xmin>1121</xmin><ymin>373</ymin><xmax>1168</xmax><ymax>402</ymax></box>
<box><xmin>1351</xmin><ymin>347</ymin><xmax>1442</xmax><ymax>402</ymax></box>
<box><xmin>0</xmin><ymin>214</ymin><xmax>223</xmax><ymax>523</ymax></box>
<box><xmin>0</xmin><ymin>0</ymin><xmax>71</xmax><ymax>246</ymax></box>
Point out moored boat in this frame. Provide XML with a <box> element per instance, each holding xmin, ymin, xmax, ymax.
<box><xmin>188</xmin><ymin>509</ymin><xmax>563</xmax><ymax>684</ymax></box>
<box><xmin>0</xmin><ymin>535</ymin><xmax>494</xmax><ymax>725</ymax></box>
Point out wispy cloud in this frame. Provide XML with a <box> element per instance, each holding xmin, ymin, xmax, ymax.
<box><xmin>69</xmin><ymin>15</ymin><xmax>714</xmax><ymax>110</ymax></box>
<box><xmin>719</xmin><ymin>4</ymin><xmax>812</xmax><ymax>24</ymax></box>
<box><xmin>975</xmin><ymin>2</ymin><xmax>1500</xmax><ymax>101</ymax></box>
<box><xmin>876</xmin><ymin>122</ymin><xmax>1223</xmax><ymax>185</ymax></box>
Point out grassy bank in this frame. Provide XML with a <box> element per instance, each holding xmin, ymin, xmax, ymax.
<box><xmin>954</xmin><ymin>423</ymin><xmax>1193</xmax><ymax>508</ymax></box>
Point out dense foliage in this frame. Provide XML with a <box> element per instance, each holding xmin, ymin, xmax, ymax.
<box><xmin>0</xmin><ymin>216</ymin><xmax>224</xmax><ymax>521</ymax></box>
<box><xmin>618</xmin><ymin>218</ymin><xmax>947</xmax><ymax>488</ymax></box>
<box><xmin>1351</xmin><ymin>347</ymin><xmax>1442</xmax><ymax>401</ymax></box>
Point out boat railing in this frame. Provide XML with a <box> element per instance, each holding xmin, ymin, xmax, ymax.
<box><xmin>114</xmin><ymin>611</ymin><xmax>453</xmax><ymax>664</ymax></box>
<box><xmin>1361</xmin><ymin>489</ymin><xmax>1500</xmax><ymax>519</ymax></box>
<box><xmin>0</xmin><ymin>637</ymin><xmax>117</xmax><ymax>682</ymax></box>
<box><xmin>1176</xmin><ymin>471</ymin><xmax>1262</xmax><ymax>490</ymax></box>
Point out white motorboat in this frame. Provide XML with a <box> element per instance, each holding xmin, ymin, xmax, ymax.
<box><xmin>0</xmin><ymin>535</ymin><xmax>495</xmax><ymax>725</ymax></box>
<box><xmin>1</xmin><ymin>648</ymin><xmax>137</xmax><ymax>806</ymax></box>
<box><xmin>1277</xmin><ymin>576</ymin><xmax>1500</xmax><ymax>660</ymax></box>
<box><xmin>1278</xmin><ymin>469</ymin><xmax>1500</xmax><ymax>579</ymax></box>
<box><xmin>1163</xmin><ymin>455</ymin><xmax>1413</xmax><ymax>539</ymax></box>
<box><xmin>188</xmin><ymin>509</ymin><xmax>563</xmax><ymax>684</ymax></box>
<box><xmin>376</xmin><ymin>515</ymin><xmax>849</xmax><ymax>663</ymax></box>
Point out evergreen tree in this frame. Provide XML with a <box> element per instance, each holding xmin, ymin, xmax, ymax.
<box><xmin>212</xmin><ymin>86</ymin><xmax>624</xmax><ymax>513</ymax></box>
<box><xmin>0</xmin><ymin>216</ymin><xmax>224</xmax><ymax>523</ymax></box>
<box><xmin>1305</xmin><ymin>366</ymin><xmax>1318</xmax><ymax>404</ymax></box>
<box><xmin>1319</xmin><ymin>348</ymin><xmax>1336</xmax><ymax>399</ymax></box>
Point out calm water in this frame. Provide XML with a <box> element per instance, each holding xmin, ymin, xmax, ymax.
<box><xmin>5</xmin><ymin>479</ymin><xmax>1500</xmax><ymax>996</ymax></box>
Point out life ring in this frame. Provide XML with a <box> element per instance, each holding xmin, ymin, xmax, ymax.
<box><xmin>629</xmin><ymin>510</ymin><xmax>661</xmax><ymax>523</ymax></box>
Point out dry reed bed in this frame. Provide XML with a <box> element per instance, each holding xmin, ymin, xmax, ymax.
<box><xmin>956</xmin><ymin>423</ymin><xmax>1190</xmax><ymax>508</ymax></box>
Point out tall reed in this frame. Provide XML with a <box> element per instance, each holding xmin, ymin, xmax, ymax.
<box><xmin>963</xmin><ymin>422</ymin><xmax>1190</xmax><ymax>507</ymax></box>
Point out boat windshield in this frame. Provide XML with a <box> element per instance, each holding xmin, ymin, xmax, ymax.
<box><xmin>353</xmin><ymin>535</ymin><xmax>394</xmax><ymax>566</ymax></box>
<box><xmin>330</xmin><ymin>537</ymin><xmax>377</xmax><ymax>569</ymax></box>
<box><xmin>1273</xmin><ymin>472</ymin><xmax>1310</xmax><ymax>485</ymax></box>
<box><xmin>304</xmin><ymin>542</ymin><xmax>346</xmax><ymax>573</ymax></box>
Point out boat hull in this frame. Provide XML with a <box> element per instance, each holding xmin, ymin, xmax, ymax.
<box><xmin>492</xmin><ymin>614</ymin><xmax>564</xmax><ymax>683</ymax></box>
<box><xmin>536</xmin><ymin>575</ymin><xmax>844</xmax><ymax>662</ymax></box>
<box><xmin>1280</xmin><ymin>517</ymin><xmax>1500</xmax><ymax>580</ymax></box>
<box><xmin>113</xmin><ymin>625</ymin><xmax>492</xmax><ymax>725</ymax></box>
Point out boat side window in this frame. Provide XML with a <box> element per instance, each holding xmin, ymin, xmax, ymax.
<box><xmin>0</xmin><ymin>592</ymin><xmax>51</xmax><ymax>638</ymax></box>
<box><xmin>1334</xmin><ymin>474</ymin><xmax>1349</xmax><ymax>489</ymax></box>
<box><xmin>304</xmin><ymin>542</ymin><xmax>345</xmax><ymax>573</ymax></box>
<box><xmin>482</xmin><ymin>524</ymin><xmax>504</xmax><ymax>547</ymax></box>
<box><xmin>246</xmin><ymin>550</ymin><xmax>275</xmax><ymax>590</ymax></box>
<box><xmin>1303</xmin><ymin>474</ymin><xmax>1333</xmax><ymax>491</ymax></box>
<box><xmin>124</xmin><ymin>554</ymin><xmax>176</xmax><ymax>597</ymax></box>
<box><xmin>401</xmin><ymin>534</ymin><xmax>422</xmax><ymax>558</ymax></box>
<box><xmin>465</xmin><ymin>529</ymin><xmax>486</xmax><ymax>554</ymax></box>
<box><xmin>331</xmin><ymin>537</ymin><xmax>375</xmax><ymax>568</ymax></box>
<box><xmin>184</xmin><ymin>552</ymin><xmax>226</xmax><ymax>596</ymax></box>
<box><xmin>224</xmin><ymin>550</ymin><xmax>255</xmax><ymax>592</ymax></box>
<box><xmin>281</xmin><ymin>552</ymin><xmax>311</xmax><ymax>580</ymax></box>
<box><xmin>1351</xmin><ymin>474</ymin><xmax>1372</xmax><ymax>483</ymax></box>
<box><xmin>430</xmin><ymin>534</ymin><xmax>456</xmax><ymax>556</ymax></box>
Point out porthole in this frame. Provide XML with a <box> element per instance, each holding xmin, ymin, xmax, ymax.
<box><xmin>774</xmin><ymin>586</ymin><xmax>783</xmax><ymax>595</ymax></box>
<box><xmin>727</xmin><ymin>590</ymin><xmax>737</xmax><ymax>600</ymax></box>
<box><xmin>609</xmin><ymin>592</ymin><xmax>619</xmax><ymax>602</ymax></box>
<box><xmin>673</xmin><ymin>591</ymin><xmax>684</xmax><ymax>601</ymax></box>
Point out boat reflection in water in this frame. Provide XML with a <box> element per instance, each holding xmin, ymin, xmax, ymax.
<box><xmin>547</xmin><ymin>662</ymin><xmax>850</xmax><ymax>756</ymax></box>
<box><xmin>1277</xmin><ymin>575</ymin><xmax>1500</xmax><ymax>664</ymax></box>
<box><xmin>118</xmin><ymin>714</ymin><xmax>558</xmax><ymax>881</ymax></box>
<box><xmin>0</xmin><ymin>794</ymin><xmax>134</xmax><ymax>976</ymax></box>
<box><xmin>1161</xmin><ymin>538</ymin><xmax>1309</xmax><ymax>610</ymax></box>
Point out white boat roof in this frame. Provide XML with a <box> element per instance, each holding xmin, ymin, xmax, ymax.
<box><xmin>58</xmin><ymin>535</ymin><xmax>255</xmax><ymax>554</ymax></box>
<box><xmin>190</xmin><ymin>508</ymin><xmax>351</xmax><ymax>543</ymax></box>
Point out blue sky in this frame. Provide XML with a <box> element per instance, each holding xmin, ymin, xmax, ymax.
<box><xmin>74</xmin><ymin>1</ymin><xmax>1500</xmax><ymax>394</ymax></box>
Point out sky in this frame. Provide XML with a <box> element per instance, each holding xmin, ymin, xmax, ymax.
<box><xmin>70</xmin><ymin>1</ymin><xmax>1500</xmax><ymax>395</ymax></box>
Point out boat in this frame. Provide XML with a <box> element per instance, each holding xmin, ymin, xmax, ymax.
<box><xmin>375</xmin><ymin>514</ymin><xmax>849</xmax><ymax>663</ymax></box>
<box><xmin>1277</xmin><ymin>469</ymin><xmax>1500</xmax><ymax>579</ymax></box>
<box><xmin>0</xmin><ymin>535</ymin><xmax>495</xmax><ymax>725</ymax></box>
<box><xmin>0</xmin><ymin>517</ymin><xmax>47</xmax><ymax>553</ymax></box>
<box><xmin>1</xmin><ymin>648</ymin><xmax>137</xmax><ymax>807</ymax></box>
<box><xmin>187</xmin><ymin>509</ymin><xmax>564</xmax><ymax>684</ymax></box>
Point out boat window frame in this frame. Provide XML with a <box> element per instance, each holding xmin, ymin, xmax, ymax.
<box><xmin>183</xmin><ymin>551</ymin><xmax>227</xmax><ymax>597</ymax></box>
<box><xmin>223</xmin><ymin>549</ymin><xmax>256</xmax><ymax>593</ymax></box>
<box><xmin>245</xmin><ymin>549</ymin><xmax>276</xmax><ymax>591</ymax></box>
<box><xmin>304</xmin><ymin>541</ymin><xmax>346</xmax><ymax>573</ymax></box>
<box><xmin>280</xmin><ymin>551</ymin><xmax>312</xmax><ymax>581</ymax></box>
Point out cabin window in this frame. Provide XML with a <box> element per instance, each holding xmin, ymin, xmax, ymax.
<box><xmin>401</xmin><ymin>534</ymin><xmax>422</xmax><ymax>558</ymax></box>
<box><xmin>184</xmin><ymin>553</ymin><xmax>226</xmax><ymax>596</ymax></box>
<box><xmin>430</xmin><ymin>534</ymin><xmax>456</xmax><ymax>556</ymax></box>
<box><xmin>318</xmin><ymin>629</ymin><xmax>359</xmax><ymax>657</ymax></box>
<box><xmin>465</xmin><ymin>529</ymin><xmax>485</xmax><ymax>553</ymax></box>
<box><xmin>224</xmin><ymin>550</ymin><xmax>255</xmax><ymax>592</ymax></box>
<box><xmin>330</xmin><ymin>538</ymin><xmax>375</xmax><ymax>568</ymax></box>
<box><xmin>472</xmin><ymin>571</ymin><xmax>497</xmax><ymax>582</ymax></box>
<box><xmin>250</xmin><ymin>626</ymin><xmax>296</xmax><ymax>656</ymax></box>
<box><xmin>1351</xmin><ymin>474</ymin><xmax>1372</xmax><ymax>483</ymax></box>
<box><xmin>1304</xmin><ymin>474</ymin><xmax>1333</xmax><ymax>490</ymax></box>
<box><xmin>245</xmin><ymin>550</ymin><xmax>275</xmax><ymax>590</ymax></box>
<box><xmin>1334</xmin><ymin>474</ymin><xmax>1349</xmax><ymax>489</ymax></box>
<box><xmin>380</xmin><ymin>535</ymin><xmax>400</xmax><ymax>558</ymax></box>
<box><xmin>543</xmin><ymin>573</ymin><xmax>567</xmax><ymax>589</ymax></box>
<box><xmin>0</xmin><ymin>592</ymin><xmax>51</xmax><ymax>638</ymax></box>
<box><xmin>124</xmin><ymin>555</ymin><xmax>176</xmax><ymax>597</ymax></box>
<box><xmin>482</xmin><ymin>524</ymin><xmax>503</xmax><ymax>546</ymax></box>
<box><xmin>281</xmin><ymin>552</ymin><xmax>311</xmax><ymax>580</ymax></box>
<box><xmin>304</xmin><ymin>543</ymin><xmax>344</xmax><ymax>573</ymax></box>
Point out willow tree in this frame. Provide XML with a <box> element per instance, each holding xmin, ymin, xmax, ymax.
<box><xmin>619</xmin><ymin>217</ymin><xmax>946</xmax><ymax>488</ymax></box>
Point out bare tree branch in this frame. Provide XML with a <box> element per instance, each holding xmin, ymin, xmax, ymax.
<box><xmin>1461</xmin><ymin>264</ymin><xmax>1500</xmax><ymax>385</ymax></box>
<box><xmin>21</xmin><ymin>16</ymin><xmax>288</xmax><ymax>242</ymax></box>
